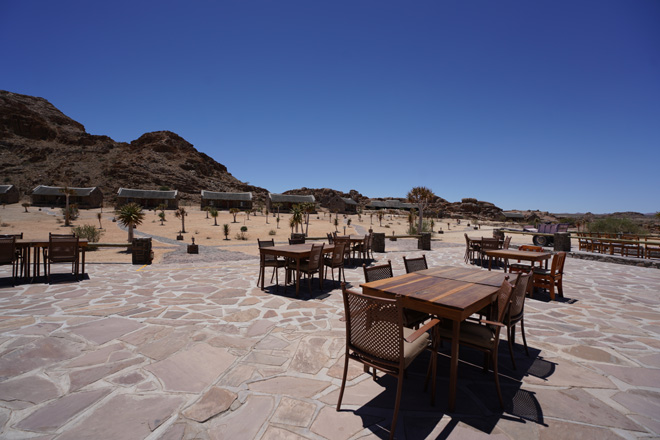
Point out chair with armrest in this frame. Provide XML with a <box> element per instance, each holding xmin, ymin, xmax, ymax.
<box><xmin>287</xmin><ymin>243</ymin><xmax>324</xmax><ymax>293</ymax></box>
<box><xmin>257</xmin><ymin>239</ymin><xmax>287</xmax><ymax>291</ymax></box>
<box><xmin>437</xmin><ymin>279</ymin><xmax>515</xmax><ymax>407</ymax></box>
<box><xmin>42</xmin><ymin>233</ymin><xmax>80</xmax><ymax>283</ymax></box>
<box><xmin>337</xmin><ymin>284</ymin><xmax>440</xmax><ymax>440</ymax></box>
<box><xmin>532</xmin><ymin>251</ymin><xmax>566</xmax><ymax>301</ymax></box>
<box><xmin>0</xmin><ymin>236</ymin><xmax>19</xmax><ymax>285</ymax></box>
<box><xmin>504</xmin><ymin>272</ymin><xmax>532</xmax><ymax>369</ymax></box>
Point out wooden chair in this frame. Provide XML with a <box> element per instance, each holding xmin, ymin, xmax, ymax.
<box><xmin>288</xmin><ymin>237</ymin><xmax>305</xmax><ymax>245</ymax></box>
<box><xmin>1</xmin><ymin>233</ymin><xmax>24</xmax><ymax>278</ymax></box>
<box><xmin>532</xmin><ymin>251</ymin><xmax>566</xmax><ymax>300</ymax></box>
<box><xmin>504</xmin><ymin>273</ymin><xmax>532</xmax><ymax>369</ymax></box>
<box><xmin>436</xmin><ymin>279</ymin><xmax>515</xmax><ymax>407</ymax></box>
<box><xmin>323</xmin><ymin>242</ymin><xmax>346</xmax><ymax>285</ymax></box>
<box><xmin>403</xmin><ymin>254</ymin><xmax>428</xmax><ymax>273</ymax></box>
<box><xmin>645</xmin><ymin>237</ymin><xmax>660</xmax><ymax>260</ymax></box>
<box><xmin>42</xmin><ymin>233</ymin><xmax>80</xmax><ymax>283</ymax></box>
<box><xmin>287</xmin><ymin>244</ymin><xmax>323</xmax><ymax>292</ymax></box>
<box><xmin>326</xmin><ymin>233</ymin><xmax>334</xmax><ymax>244</ymax></box>
<box><xmin>257</xmin><ymin>239</ymin><xmax>287</xmax><ymax>291</ymax></box>
<box><xmin>0</xmin><ymin>236</ymin><xmax>19</xmax><ymax>285</ymax></box>
<box><xmin>337</xmin><ymin>284</ymin><xmax>440</xmax><ymax>440</ymax></box>
<box><xmin>464</xmin><ymin>234</ymin><xmax>479</xmax><ymax>264</ymax></box>
<box><xmin>508</xmin><ymin>245</ymin><xmax>544</xmax><ymax>274</ymax></box>
<box><xmin>479</xmin><ymin>238</ymin><xmax>500</xmax><ymax>268</ymax></box>
<box><xmin>352</xmin><ymin>234</ymin><xmax>370</xmax><ymax>262</ymax></box>
<box><xmin>334</xmin><ymin>236</ymin><xmax>353</xmax><ymax>266</ymax></box>
<box><xmin>363</xmin><ymin>261</ymin><xmax>429</xmax><ymax>329</ymax></box>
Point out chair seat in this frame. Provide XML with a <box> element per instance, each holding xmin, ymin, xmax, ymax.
<box><xmin>437</xmin><ymin>320</ymin><xmax>496</xmax><ymax>349</ymax></box>
<box><xmin>509</xmin><ymin>263</ymin><xmax>533</xmax><ymax>272</ymax></box>
<box><xmin>532</xmin><ymin>268</ymin><xmax>551</xmax><ymax>275</ymax></box>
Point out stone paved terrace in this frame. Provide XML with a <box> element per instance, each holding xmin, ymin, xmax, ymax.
<box><xmin>1</xmin><ymin>242</ymin><xmax>659</xmax><ymax>439</ymax></box>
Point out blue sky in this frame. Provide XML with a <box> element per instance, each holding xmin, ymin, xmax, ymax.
<box><xmin>2</xmin><ymin>1</ymin><xmax>659</xmax><ymax>214</ymax></box>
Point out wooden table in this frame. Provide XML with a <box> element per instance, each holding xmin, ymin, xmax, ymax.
<box><xmin>259</xmin><ymin>244</ymin><xmax>334</xmax><ymax>296</ymax></box>
<box><xmin>361</xmin><ymin>266</ymin><xmax>507</xmax><ymax>411</ymax></box>
<box><xmin>334</xmin><ymin>235</ymin><xmax>366</xmax><ymax>262</ymax></box>
<box><xmin>16</xmin><ymin>238</ymin><xmax>88</xmax><ymax>281</ymax></box>
<box><xmin>484</xmin><ymin>249</ymin><xmax>552</xmax><ymax>273</ymax></box>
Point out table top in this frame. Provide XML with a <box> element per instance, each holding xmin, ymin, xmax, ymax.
<box><xmin>259</xmin><ymin>243</ymin><xmax>334</xmax><ymax>258</ymax></box>
<box><xmin>334</xmin><ymin>235</ymin><xmax>365</xmax><ymax>243</ymax></box>
<box><xmin>417</xmin><ymin>266</ymin><xmax>508</xmax><ymax>287</ymax></box>
<box><xmin>484</xmin><ymin>249</ymin><xmax>552</xmax><ymax>261</ymax></box>
<box><xmin>16</xmin><ymin>238</ymin><xmax>89</xmax><ymax>247</ymax></box>
<box><xmin>361</xmin><ymin>268</ymin><xmax>506</xmax><ymax>321</ymax></box>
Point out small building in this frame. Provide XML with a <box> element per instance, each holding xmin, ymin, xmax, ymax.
<box><xmin>325</xmin><ymin>195</ymin><xmax>358</xmax><ymax>214</ymax></box>
<box><xmin>366</xmin><ymin>200</ymin><xmax>414</xmax><ymax>211</ymax></box>
<box><xmin>201</xmin><ymin>191</ymin><xmax>252</xmax><ymax>210</ymax></box>
<box><xmin>117</xmin><ymin>188</ymin><xmax>179</xmax><ymax>210</ymax></box>
<box><xmin>30</xmin><ymin>185</ymin><xmax>103</xmax><ymax>208</ymax></box>
<box><xmin>502</xmin><ymin>211</ymin><xmax>526</xmax><ymax>223</ymax></box>
<box><xmin>267</xmin><ymin>193</ymin><xmax>316</xmax><ymax>213</ymax></box>
<box><xmin>0</xmin><ymin>185</ymin><xmax>19</xmax><ymax>205</ymax></box>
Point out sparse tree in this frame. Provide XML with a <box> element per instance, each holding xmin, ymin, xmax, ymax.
<box><xmin>203</xmin><ymin>206</ymin><xmax>210</xmax><ymax>219</ymax></box>
<box><xmin>273</xmin><ymin>203</ymin><xmax>282</xmax><ymax>220</ymax></box>
<box><xmin>210</xmin><ymin>207</ymin><xmax>219</xmax><ymax>226</ymax></box>
<box><xmin>175</xmin><ymin>207</ymin><xmax>187</xmax><ymax>233</ymax></box>
<box><xmin>407</xmin><ymin>186</ymin><xmax>435</xmax><ymax>236</ymax></box>
<box><xmin>116</xmin><ymin>203</ymin><xmax>145</xmax><ymax>242</ymax></box>
<box><xmin>334</xmin><ymin>217</ymin><xmax>339</xmax><ymax>232</ymax></box>
<box><xmin>276</xmin><ymin>216</ymin><xmax>280</xmax><ymax>229</ymax></box>
<box><xmin>60</xmin><ymin>186</ymin><xmax>76</xmax><ymax>226</ymax></box>
<box><xmin>97</xmin><ymin>212</ymin><xmax>103</xmax><ymax>229</ymax></box>
<box><xmin>158</xmin><ymin>211</ymin><xmax>166</xmax><ymax>225</ymax></box>
<box><xmin>22</xmin><ymin>202</ymin><xmax>30</xmax><ymax>213</ymax></box>
<box><xmin>223</xmin><ymin>223</ymin><xmax>230</xmax><ymax>240</ymax></box>
<box><xmin>230</xmin><ymin>208</ymin><xmax>240</xmax><ymax>223</ymax></box>
<box><xmin>291</xmin><ymin>204</ymin><xmax>304</xmax><ymax>233</ymax></box>
<box><xmin>378</xmin><ymin>211</ymin><xmax>384</xmax><ymax>227</ymax></box>
<box><xmin>245</xmin><ymin>209</ymin><xmax>251</xmax><ymax>220</ymax></box>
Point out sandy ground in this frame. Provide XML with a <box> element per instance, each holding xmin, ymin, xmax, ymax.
<box><xmin>0</xmin><ymin>203</ymin><xmax>532</xmax><ymax>263</ymax></box>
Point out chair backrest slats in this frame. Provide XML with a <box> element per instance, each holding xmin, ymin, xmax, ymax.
<box><xmin>403</xmin><ymin>255</ymin><xmax>428</xmax><ymax>274</ymax></box>
<box><xmin>307</xmin><ymin>244</ymin><xmax>323</xmax><ymax>270</ymax></box>
<box><xmin>363</xmin><ymin>260</ymin><xmax>393</xmax><ymax>283</ymax></box>
<box><xmin>508</xmin><ymin>273</ymin><xmax>531</xmax><ymax>320</ymax></box>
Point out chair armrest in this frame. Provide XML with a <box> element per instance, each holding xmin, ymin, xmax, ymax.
<box><xmin>405</xmin><ymin>318</ymin><xmax>441</xmax><ymax>343</ymax></box>
<box><xmin>479</xmin><ymin>319</ymin><xmax>505</xmax><ymax>327</ymax></box>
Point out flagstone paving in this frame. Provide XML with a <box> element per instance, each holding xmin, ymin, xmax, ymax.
<box><xmin>0</xmin><ymin>242</ymin><xmax>659</xmax><ymax>439</ymax></box>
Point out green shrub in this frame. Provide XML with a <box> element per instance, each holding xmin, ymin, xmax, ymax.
<box><xmin>268</xmin><ymin>229</ymin><xmax>277</xmax><ymax>236</ymax></box>
<box><xmin>72</xmin><ymin>224</ymin><xmax>103</xmax><ymax>243</ymax></box>
<box><xmin>587</xmin><ymin>218</ymin><xmax>646</xmax><ymax>235</ymax></box>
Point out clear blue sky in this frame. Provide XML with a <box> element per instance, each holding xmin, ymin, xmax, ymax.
<box><xmin>2</xmin><ymin>1</ymin><xmax>659</xmax><ymax>214</ymax></box>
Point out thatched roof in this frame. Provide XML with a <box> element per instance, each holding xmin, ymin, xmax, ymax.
<box><xmin>0</xmin><ymin>185</ymin><xmax>16</xmax><ymax>194</ymax></box>
<box><xmin>269</xmin><ymin>194</ymin><xmax>315</xmax><ymax>203</ymax></box>
<box><xmin>341</xmin><ymin>197</ymin><xmax>358</xmax><ymax>206</ymax></box>
<box><xmin>117</xmin><ymin>188</ymin><xmax>178</xmax><ymax>199</ymax></box>
<box><xmin>32</xmin><ymin>185</ymin><xmax>100</xmax><ymax>197</ymax></box>
<box><xmin>201</xmin><ymin>191</ymin><xmax>252</xmax><ymax>201</ymax></box>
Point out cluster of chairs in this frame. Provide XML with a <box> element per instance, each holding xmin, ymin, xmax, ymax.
<box><xmin>1</xmin><ymin>233</ymin><xmax>81</xmax><ymax>284</ymax></box>
<box><xmin>576</xmin><ymin>232</ymin><xmax>659</xmax><ymax>259</ymax></box>
<box><xmin>464</xmin><ymin>233</ymin><xmax>511</xmax><ymax>267</ymax></box>
<box><xmin>338</xmin><ymin>255</ymin><xmax>534</xmax><ymax>439</ymax></box>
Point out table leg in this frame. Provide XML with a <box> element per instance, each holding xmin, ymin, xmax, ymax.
<box><xmin>81</xmin><ymin>248</ymin><xmax>86</xmax><ymax>278</ymax></box>
<box><xmin>295</xmin><ymin>258</ymin><xmax>301</xmax><ymax>297</ymax></box>
<box><xmin>449</xmin><ymin>320</ymin><xmax>460</xmax><ymax>412</ymax></box>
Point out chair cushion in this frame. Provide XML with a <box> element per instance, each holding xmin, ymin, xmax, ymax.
<box><xmin>437</xmin><ymin>320</ymin><xmax>496</xmax><ymax>349</ymax></box>
<box><xmin>402</xmin><ymin>327</ymin><xmax>430</xmax><ymax>368</ymax></box>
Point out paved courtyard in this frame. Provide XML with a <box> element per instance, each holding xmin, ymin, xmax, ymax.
<box><xmin>1</xmin><ymin>241</ymin><xmax>659</xmax><ymax>439</ymax></box>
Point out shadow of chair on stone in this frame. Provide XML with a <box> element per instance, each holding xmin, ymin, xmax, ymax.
<box><xmin>529</xmin><ymin>287</ymin><xmax>578</xmax><ymax>304</ymax></box>
<box><xmin>344</xmin><ymin>340</ymin><xmax>553</xmax><ymax>438</ymax></box>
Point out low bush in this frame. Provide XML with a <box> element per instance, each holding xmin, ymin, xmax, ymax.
<box><xmin>72</xmin><ymin>224</ymin><xmax>103</xmax><ymax>243</ymax></box>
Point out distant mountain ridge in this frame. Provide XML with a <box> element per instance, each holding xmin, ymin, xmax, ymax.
<box><xmin>1</xmin><ymin>90</ymin><xmax>506</xmax><ymax>219</ymax></box>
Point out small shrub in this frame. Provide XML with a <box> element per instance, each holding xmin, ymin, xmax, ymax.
<box><xmin>72</xmin><ymin>224</ymin><xmax>103</xmax><ymax>243</ymax></box>
<box><xmin>268</xmin><ymin>229</ymin><xmax>277</xmax><ymax>236</ymax></box>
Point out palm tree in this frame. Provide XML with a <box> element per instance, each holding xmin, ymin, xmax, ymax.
<box><xmin>230</xmin><ymin>208</ymin><xmax>240</xmax><ymax>223</ymax></box>
<box><xmin>291</xmin><ymin>204</ymin><xmax>304</xmax><ymax>233</ymax></box>
<box><xmin>116</xmin><ymin>203</ymin><xmax>145</xmax><ymax>242</ymax></box>
<box><xmin>175</xmin><ymin>207</ymin><xmax>187</xmax><ymax>233</ymax></box>
<box><xmin>210</xmin><ymin>208</ymin><xmax>219</xmax><ymax>226</ymax></box>
<box><xmin>407</xmin><ymin>186</ymin><xmax>435</xmax><ymax>236</ymax></box>
<box><xmin>302</xmin><ymin>202</ymin><xmax>315</xmax><ymax>236</ymax></box>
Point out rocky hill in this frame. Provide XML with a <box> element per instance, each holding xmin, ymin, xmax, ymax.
<box><xmin>1</xmin><ymin>90</ymin><xmax>506</xmax><ymax>219</ymax></box>
<box><xmin>0</xmin><ymin>90</ymin><xmax>268</xmax><ymax>204</ymax></box>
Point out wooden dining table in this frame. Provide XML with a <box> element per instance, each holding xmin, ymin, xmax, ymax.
<box><xmin>16</xmin><ymin>238</ymin><xmax>88</xmax><ymax>281</ymax></box>
<box><xmin>361</xmin><ymin>265</ymin><xmax>508</xmax><ymax>411</ymax></box>
<box><xmin>259</xmin><ymin>243</ymin><xmax>335</xmax><ymax>297</ymax></box>
<box><xmin>484</xmin><ymin>249</ymin><xmax>552</xmax><ymax>273</ymax></box>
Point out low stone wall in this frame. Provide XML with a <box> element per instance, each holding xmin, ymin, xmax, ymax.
<box><xmin>568</xmin><ymin>251</ymin><xmax>660</xmax><ymax>269</ymax></box>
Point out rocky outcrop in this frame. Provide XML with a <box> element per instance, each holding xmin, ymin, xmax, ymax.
<box><xmin>0</xmin><ymin>90</ymin><xmax>267</xmax><ymax>204</ymax></box>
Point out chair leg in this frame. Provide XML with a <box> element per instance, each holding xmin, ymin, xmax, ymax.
<box><xmin>492</xmin><ymin>347</ymin><xmax>504</xmax><ymax>408</ymax></box>
<box><xmin>336</xmin><ymin>354</ymin><xmax>350</xmax><ymax>411</ymax></box>
<box><xmin>520</xmin><ymin>319</ymin><xmax>529</xmax><ymax>356</ymax></box>
<box><xmin>508</xmin><ymin>325</ymin><xmax>517</xmax><ymax>370</ymax></box>
<box><xmin>389</xmin><ymin>373</ymin><xmax>405</xmax><ymax>440</ymax></box>
<box><xmin>557</xmin><ymin>279</ymin><xmax>564</xmax><ymax>297</ymax></box>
